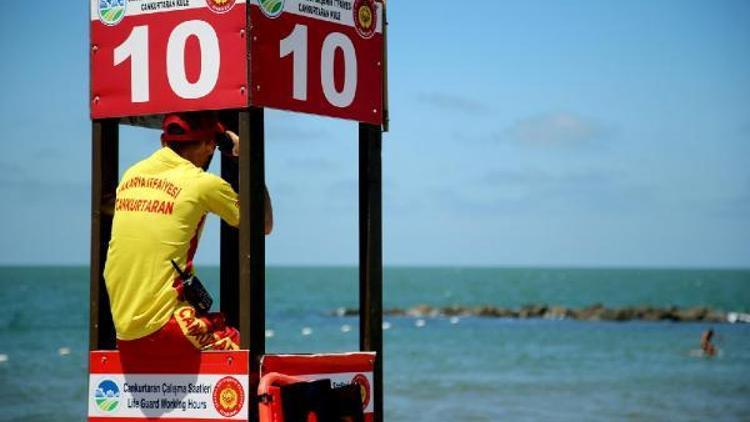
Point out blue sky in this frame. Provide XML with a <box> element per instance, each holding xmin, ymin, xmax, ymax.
<box><xmin>0</xmin><ymin>1</ymin><xmax>748</xmax><ymax>267</ymax></box>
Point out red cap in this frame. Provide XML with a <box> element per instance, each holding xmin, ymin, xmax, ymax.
<box><xmin>161</xmin><ymin>113</ymin><xmax>224</xmax><ymax>143</ymax></box>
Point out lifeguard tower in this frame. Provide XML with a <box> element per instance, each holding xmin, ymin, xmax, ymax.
<box><xmin>88</xmin><ymin>1</ymin><xmax>387</xmax><ymax>420</ymax></box>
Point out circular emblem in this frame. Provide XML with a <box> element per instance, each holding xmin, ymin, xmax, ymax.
<box><xmin>353</xmin><ymin>0</ymin><xmax>377</xmax><ymax>39</ymax></box>
<box><xmin>206</xmin><ymin>0</ymin><xmax>237</xmax><ymax>14</ymax></box>
<box><xmin>97</xmin><ymin>0</ymin><xmax>126</xmax><ymax>26</ymax></box>
<box><xmin>258</xmin><ymin>0</ymin><xmax>285</xmax><ymax>18</ymax></box>
<box><xmin>213</xmin><ymin>376</ymin><xmax>244</xmax><ymax>417</ymax></box>
<box><xmin>93</xmin><ymin>379</ymin><xmax>121</xmax><ymax>413</ymax></box>
<box><xmin>351</xmin><ymin>374</ymin><xmax>371</xmax><ymax>409</ymax></box>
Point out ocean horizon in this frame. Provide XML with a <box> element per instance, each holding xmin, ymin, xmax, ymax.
<box><xmin>1</xmin><ymin>266</ymin><xmax>748</xmax><ymax>420</ymax></box>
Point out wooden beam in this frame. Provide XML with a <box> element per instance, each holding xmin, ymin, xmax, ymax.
<box><xmin>90</xmin><ymin>119</ymin><xmax>119</xmax><ymax>351</ymax></box>
<box><xmin>239</xmin><ymin>107</ymin><xmax>266</xmax><ymax>420</ymax></box>
<box><xmin>359</xmin><ymin>122</ymin><xmax>383</xmax><ymax>422</ymax></box>
<box><xmin>219</xmin><ymin>111</ymin><xmax>240</xmax><ymax>329</ymax></box>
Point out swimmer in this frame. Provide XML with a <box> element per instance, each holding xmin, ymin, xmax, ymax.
<box><xmin>700</xmin><ymin>328</ymin><xmax>717</xmax><ymax>357</ymax></box>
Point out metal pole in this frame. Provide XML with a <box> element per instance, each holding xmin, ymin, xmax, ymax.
<box><xmin>239</xmin><ymin>107</ymin><xmax>266</xmax><ymax>420</ymax></box>
<box><xmin>359</xmin><ymin>122</ymin><xmax>383</xmax><ymax>422</ymax></box>
<box><xmin>90</xmin><ymin>119</ymin><xmax>119</xmax><ymax>351</ymax></box>
<box><xmin>219</xmin><ymin>111</ymin><xmax>240</xmax><ymax>329</ymax></box>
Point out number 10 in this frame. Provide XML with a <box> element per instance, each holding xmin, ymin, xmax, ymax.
<box><xmin>114</xmin><ymin>20</ymin><xmax>221</xmax><ymax>102</ymax></box>
<box><xmin>280</xmin><ymin>24</ymin><xmax>358</xmax><ymax>108</ymax></box>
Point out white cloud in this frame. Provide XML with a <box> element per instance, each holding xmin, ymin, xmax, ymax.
<box><xmin>265</xmin><ymin>109</ymin><xmax>329</xmax><ymax>142</ymax></box>
<box><xmin>286</xmin><ymin>157</ymin><xmax>338</xmax><ymax>171</ymax></box>
<box><xmin>481</xmin><ymin>168</ymin><xmax>620</xmax><ymax>188</ymax></box>
<box><xmin>507</xmin><ymin>112</ymin><xmax>602</xmax><ymax>146</ymax></box>
<box><xmin>416</xmin><ymin>92</ymin><xmax>492</xmax><ymax>115</ymax></box>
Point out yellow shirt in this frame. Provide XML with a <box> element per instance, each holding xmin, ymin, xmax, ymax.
<box><xmin>104</xmin><ymin>147</ymin><xmax>239</xmax><ymax>341</ymax></box>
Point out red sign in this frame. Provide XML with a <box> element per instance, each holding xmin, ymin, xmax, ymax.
<box><xmin>90</xmin><ymin>0</ymin><xmax>248</xmax><ymax>119</ymax></box>
<box><xmin>90</xmin><ymin>0</ymin><xmax>385</xmax><ymax>124</ymax></box>
<box><xmin>249</xmin><ymin>0</ymin><xmax>385</xmax><ymax>124</ymax></box>
<box><xmin>260</xmin><ymin>352</ymin><xmax>376</xmax><ymax>420</ymax></box>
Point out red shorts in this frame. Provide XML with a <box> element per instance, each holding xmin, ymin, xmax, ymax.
<box><xmin>117</xmin><ymin>305</ymin><xmax>240</xmax><ymax>357</ymax></box>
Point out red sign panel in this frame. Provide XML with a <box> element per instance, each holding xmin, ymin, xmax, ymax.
<box><xmin>90</xmin><ymin>0</ymin><xmax>248</xmax><ymax>119</ymax></box>
<box><xmin>250</xmin><ymin>0</ymin><xmax>385</xmax><ymax>124</ymax></box>
<box><xmin>90</xmin><ymin>0</ymin><xmax>385</xmax><ymax>124</ymax></box>
<box><xmin>260</xmin><ymin>352</ymin><xmax>376</xmax><ymax>421</ymax></box>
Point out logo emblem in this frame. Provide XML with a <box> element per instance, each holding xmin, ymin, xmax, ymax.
<box><xmin>351</xmin><ymin>374</ymin><xmax>371</xmax><ymax>409</ymax></box>
<box><xmin>213</xmin><ymin>376</ymin><xmax>244</xmax><ymax>417</ymax></box>
<box><xmin>97</xmin><ymin>0</ymin><xmax>126</xmax><ymax>26</ymax></box>
<box><xmin>94</xmin><ymin>379</ymin><xmax>121</xmax><ymax>412</ymax></box>
<box><xmin>258</xmin><ymin>0</ymin><xmax>285</xmax><ymax>19</ymax></box>
<box><xmin>353</xmin><ymin>0</ymin><xmax>377</xmax><ymax>39</ymax></box>
<box><xmin>206</xmin><ymin>0</ymin><xmax>237</xmax><ymax>14</ymax></box>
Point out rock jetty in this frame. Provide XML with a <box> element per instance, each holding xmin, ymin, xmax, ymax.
<box><xmin>334</xmin><ymin>304</ymin><xmax>742</xmax><ymax>323</ymax></box>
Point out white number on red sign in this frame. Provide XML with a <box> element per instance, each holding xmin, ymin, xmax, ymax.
<box><xmin>114</xmin><ymin>21</ymin><xmax>220</xmax><ymax>103</ymax></box>
<box><xmin>279</xmin><ymin>24</ymin><xmax>308</xmax><ymax>101</ymax></box>
<box><xmin>167</xmin><ymin>20</ymin><xmax>220</xmax><ymax>99</ymax></box>
<box><xmin>321</xmin><ymin>32</ymin><xmax>357</xmax><ymax>107</ymax></box>
<box><xmin>280</xmin><ymin>24</ymin><xmax>358</xmax><ymax>108</ymax></box>
<box><xmin>114</xmin><ymin>26</ymin><xmax>150</xmax><ymax>103</ymax></box>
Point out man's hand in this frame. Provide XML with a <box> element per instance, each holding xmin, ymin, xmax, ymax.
<box><xmin>225</xmin><ymin>130</ymin><xmax>240</xmax><ymax>157</ymax></box>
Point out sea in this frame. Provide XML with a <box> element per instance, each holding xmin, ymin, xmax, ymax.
<box><xmin>0</xmin><ymin>266</ymin><xmax>749</xmax><ymax>421</ymax></box>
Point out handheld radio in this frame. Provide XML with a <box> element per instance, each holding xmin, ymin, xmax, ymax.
<box><xmin>170</xmin><ymin>260</ymin><xmax>214</xmax><ymax>315</ymax></box>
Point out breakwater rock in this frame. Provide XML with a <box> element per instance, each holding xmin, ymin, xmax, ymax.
<box><xmin>334</xmin><ymin>304</ymin><xmax>744</xmax><ymax>323</ymax></box>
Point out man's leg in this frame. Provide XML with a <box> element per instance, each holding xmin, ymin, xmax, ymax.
<box><xmin>173</xmin><ymin>305</ymin><xmax>240</xmax><ymax>351</ymax></box>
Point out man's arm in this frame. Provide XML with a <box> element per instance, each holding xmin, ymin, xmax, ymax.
<box><xmin>202</xmin><ymin>176</ymin><xmax>240</xmax><ymax>227</ymax></box>
<box><xmin>212</xmin><ymin>129</ymin><xmax>273</xmax><ymax>234</ymax></box>
<box><xmin>263</xmin><ymin>184</ymin><xmax>273</xmax><ymax>235</ymax></box>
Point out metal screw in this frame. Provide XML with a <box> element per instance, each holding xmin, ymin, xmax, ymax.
<box><xmin>240</xmin><ymin>86</ymin><xmax>246</xmax><ymax>94</ymax></box>
<box><xmin>253</xmin><ymin>36</ymin><xmax>257</xmax><ymax>42</ymax></box>
<box><xmin>256</xmin><ymin>85</ymin><xmax>261</xmax><ymax>91</ymax></box>
<box><xmin>92</xmin><ymin>45</ymin><xmax>99</xmax><ymax>53</ymax></box>
<box><xmin>93</xmin><ymin>96</ymin><xmax>100</xmax><ymax>104</ymax></box>
<box><xmin>240</xmin><ymin>29</ymin><xmax>245</xmax><ymax>37</ymax></box>
<box><xmin>373</xmin><ymin>108</ymin><xmax>377</xmax><ymax>113</ymax></box>
<box><xmin>377</xmin><ymin>61</ymin><xmax>381</xmax><ymax>67</ymax></box>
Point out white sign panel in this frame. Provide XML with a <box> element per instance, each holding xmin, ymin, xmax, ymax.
<box><xmin>88</xmin><ymin>374</ymin><xmax>249</xmax><ymax>420</ymax></box>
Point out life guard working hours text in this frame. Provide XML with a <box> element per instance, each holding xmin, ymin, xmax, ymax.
<box><xmin>123</xmin><ymin>382</ymin><xmax>212</xmax><ymax>411</ymax></box>
<box><xmin>299</xmin><ymin>0</ymin><xmax>353</xmax><ymax>21</ymax></box>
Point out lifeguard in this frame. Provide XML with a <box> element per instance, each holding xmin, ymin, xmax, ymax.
<box><xmin>103</xmin><ymin>112</ymin><xmax>273</xmax><ymax>356</ymax></box>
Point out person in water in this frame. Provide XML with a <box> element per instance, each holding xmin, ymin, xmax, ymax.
<box><xmin>700</xmin><ymin>328</ymin><xmax>717</xmax><ymax>357</ymax></box>
<box><xmin>104</xmin><ymin>112</ymin><xmax>272</xmax><ymax>356</ymax></box>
